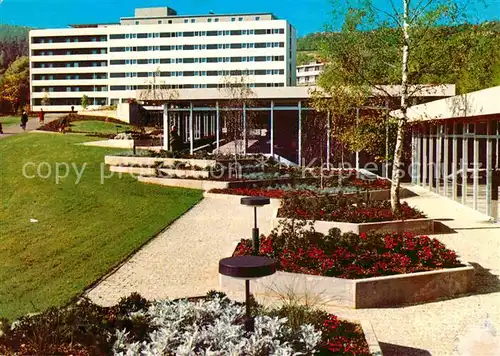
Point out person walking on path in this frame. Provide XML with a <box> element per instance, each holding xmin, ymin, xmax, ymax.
<box><xmin>20</xmin><ymin>111</ymin><xmax>28</xmax><ymax>131</ymax></box>
<box><xmin>38</xmin><ymin>109</ymin><xmax>45</xmax><ymax>125</ymax></box>
<box><xmin>0</xmin><ymin>122</ymin><xmax>3</xmax><ymax>135</ymax></box>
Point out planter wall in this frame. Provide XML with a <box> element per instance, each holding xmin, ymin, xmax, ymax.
<box><xmin>109</xmin><ymin>166</ymin><xmax>156</xmax><ymax>176</ymax></box>
<box><xmin>220</xmin><ymin>263</ymin><xmax>474</xmax><ymax>309</ymax></box>
<box><xmin>104</xmin><ymin>155</ymin><xmax>217</xmax><ymax>168</ymax></box>
<box><xmin>159</xmin><ymin>169</ymin><xmax>211</xmax><ymax>179</ymax></box>
<box><xmin>272</xmin><ymin>215</ymin><xmax>435</xmax><ymax>235</ymax></box>
<box><xmin>138</xmin><ymin>176</ymin><xmax>229</xmax><ymax>190</ymax></box>
<box><xmin>343</xmin><ymin>187</ymin><xmax>413</xmax><ymax>201</ymax></box>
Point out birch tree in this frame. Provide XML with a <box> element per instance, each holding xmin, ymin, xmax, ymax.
<box><xmin>218</xmin><ymin>75</ymin><xmax>256</xmax><ymax>158</ymax></box>
<box><xmin>313</xmin><ymin>0</ymin><xmax>478</xmax><ymax>213</ymax></box>
<box><xmin>138</xmin><ymin>67</ymin><xmax>179</xmax><ymax>105</ymax></box>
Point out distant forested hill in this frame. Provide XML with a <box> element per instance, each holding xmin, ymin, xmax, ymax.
<box><xmin>0</xmin><ymin>24</ymin><xmax>31</xmax><ymax>42</ymax></box>
<box><xmin>296</xmin><ymin>21</ymin><xmax>500</xmax><ymax>92</ymax></box>
<box><xmin>0</xmin><ymin>25</ymin><xmax>30</xmax><ymax>75</ymax></box>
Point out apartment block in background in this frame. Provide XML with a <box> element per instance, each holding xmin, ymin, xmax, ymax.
<box><xmin>29</xmin><ymin>7</ymin><xmax>297</xmax><ymax>112</ymax></box>
<box><xmin>296</xmin><ymin>61</ymin><xmax>324</xmax><ymax>86</ymax></box>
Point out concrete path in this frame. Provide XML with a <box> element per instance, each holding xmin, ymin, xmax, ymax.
<box><xmin>0</xmin><ymin>114</ymin><xmax>64</xmax><ymax>139</ymax></box>
<box><xmin>322</xmin><ymin>186</ymin><xmax>500</xmax><ymax>355</ymax></box>
<box><xmin>86</xmin><ymin>186</ymin><xmax>500</xmax><ymax>356</ymax></box>
<box><xmin>87</xmin><ymin>195</ymin><xmax>280</xmax><ymax>304</ymax></box>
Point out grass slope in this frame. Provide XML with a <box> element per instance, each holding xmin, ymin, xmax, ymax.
<box><xmin>0</xmin><ymin>134</ymin><xmax>203</xmax><ymax>320</ymax></box>
<box><xmin>70</xmin><ymin>120</ymin><xmax>133</xmax><ymax>134</ymax></box>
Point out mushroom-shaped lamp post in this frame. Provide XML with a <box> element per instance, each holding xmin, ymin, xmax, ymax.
<box><xmin>219</xmin><ymin>255</ymin><xmax>276</xmax><ymax>333</ymax></box>
<box><xmin>240</xmin><ymin>196</ymin><xmax>270</xmax><ymax>255</ymax></box>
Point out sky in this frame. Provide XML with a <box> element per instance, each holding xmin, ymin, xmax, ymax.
<box><xmin>0</xmin><ymin>0</ymin><xmax>499</xmax><ymax>37</ymax></box>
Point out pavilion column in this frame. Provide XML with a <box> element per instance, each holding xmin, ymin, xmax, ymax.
<box><xmin>185</xmin><ymin>112</ymin><xmax>189</xmax><ymax>143</ymax></box>
<box><xmin>486</xmin><ymin>120</ymin><xmax>494</xmax><ymax>218</ymax></box>
<box><xmin>462</xmin><ymin>123</ymin><xmax>469</xmax><ymax>205</ymax></box>
<box><xmin>443</xmin><ymin>124</ymin><xmax>449</xmax><ymax>197</ymax></box>
<box><xmin>492</xmin><ymin>120</ymin><xmax>499</xmax><ymax>221</ymax></box>
<box><xmin>270</xmin><ymin>100</ymin><xmax>274</xmax><ymax>157</ymax></box>
<box><xmin>163</xmin><ymin>104</ymin><xmax>169</xmax><ymax>150</ymax></box>
<box><xmin>355</xmin><ymin>107</ymin><xmax>360</xmax><ymax>171</ymax></box>
<box><xmin>435</xmin><ymin>124</ymin><xmax>442</xmax><ymax>194</ymax></box>
<box><xmin>416</xmin><ymin>130</ymin><xmax>422</xmax><ymax>185</ymax></box>
<box><xmin>189</xmin><ymin>102</ymin><xmax>194</xmax><ymax>155</ymax></box>
<box><xmin>452</xmin><ymin>122</ymin><xmax>458</xmax><ymax>201</ymax></box>
<box><xmin>326</xmin><ymin>111</ymin><xmax>331</xmax><ymax>169</ymax></box>
<box><xmin>243</xmin><ymin>103</ymin><xmax>247</xmax><ymax>155</ymax></box>
<box><xmin>216</xmin><ymin>101</ymin><xmax>220</xmax><ymax>151</ymax></box>
<box><xmin>385</xmin><ymin>100</ymin><xmax>390</xmax><ymax>179</ymax></box>
<box><xmin>473</xmin><ymin>123</ymin><xmax>479</xmax><ymax>211</ymax></box>
<box><xmin>178</xmin><ymin>113</ymin><xmax>182</xmax><ymax>142</ymax></box>
<box><xmin>429</xmin><ymin>126</ymin><xmax>435</xmax><ymax>190</ymax></box>
<box><xmin>422</xmin><ymin>126</ymin><xmax>428</xmax><ymax>187</ymax></box>
<box><xmin>496</xmin><ymin>121</ymin><xmax>499</xmax><ymax>170</ymax></box>
<box><xmin>411</xmin><ymin>129</ymin><xmax>417</xmax><ymax>185</ymax></box>
<box><xmin>298</xmin><ymin>101</ymin><xmax>302</xmax><ymax>166</ymax></box>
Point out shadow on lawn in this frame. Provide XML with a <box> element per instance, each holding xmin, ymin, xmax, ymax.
<box><xmin>379</xmin><ymin>342</ymin><xmax>431</xmax><ymax>356</ymax></box>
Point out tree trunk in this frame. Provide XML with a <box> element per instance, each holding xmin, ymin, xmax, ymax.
<box><xmin>391</xmin><ymin>0</ymin><xmax>410</xmax><ymax>214</ymax></box>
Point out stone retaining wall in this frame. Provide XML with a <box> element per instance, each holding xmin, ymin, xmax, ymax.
<box><xmin>220</xmin><ymin>263</ymin><xmax>474</xmax><ymax>308</ymax></box>
<box><xmin>272</xmin><ymin>214</ymin><xmax>435</xmax><ymax>235</ymax></box>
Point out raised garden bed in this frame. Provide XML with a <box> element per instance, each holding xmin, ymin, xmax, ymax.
<box><xmin>0</xmin><ymin>292</ymin><xmax>379</xmax><ymax>355</ymax></box>
<box><xmin>158</xmin><ymin>168</ymin><xmax>211</xmax><ymax>178</ymax></box>
<box><xmin>221</xmin><ymin>229</ymin><xmax>473</xmax><ymax>308</ymax></box>
<box><xmin>272</xmin><ymin>192</ymin><xmax>433</xmax><ymax>235</ymax></box>
<box><xmin>209</xmin><ymin>186</ymin><xmax>413</xmax><ymax>200</ymax></box>
<box><xmin>138</xmin><ymin>176</ymin><xmax>229</xmax><ymax>190</ymax></box>
<box><xmin>104</xmin><ymin>155</ymin><xmax>217</xmax><ymax>168</ymax></box>
<box><xmin>109</xmin><ymin>165</ymin><xmax>157</xmax><ymax>176</ymax></box>
<box><xmin>272</xmin><ymin>215</ymin><xmax>435</xmax><ymax>235</ymax></box>
<box><xmin>221</xmin><ymin>263</ymin><xmax>474</xmax><ymax>308</ymax></box>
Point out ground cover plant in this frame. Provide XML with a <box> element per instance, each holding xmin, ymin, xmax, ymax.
<box><xmin>0</xmin><ymin>292</ymin><xmax>371</xmax><ymax>355</ymax></box>
<box><xmin>234</xmin><ymin>221</ymin><xmax>463</xmax><ymax>279</ymax></box>
<box><xmin>278</xmin><ymin>193</ymin><xmax>424</xmax><ymax>223</ymax></box>
<box><xmin>0</xmin><ymin>133</ymin><xmax>203</xmax><ymax>320</ymax></box>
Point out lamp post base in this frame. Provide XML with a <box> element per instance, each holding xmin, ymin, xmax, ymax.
<box><xmin>244</xmin><ymin>279</ymin><xmax>254</xmax><ymax>332</ymax></box>
<box><xmin>244</xmin><ymin>316</ymin><xmax>255</xmax><ymax>333</ymax></box>
<box><xmin>252</xmin><ymin>227</ymin><xmax>259</xmax><ymax>255</ymax></box>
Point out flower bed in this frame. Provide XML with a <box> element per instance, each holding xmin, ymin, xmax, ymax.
<box><xmin>210</xmin><ymin>177</ymin><xmax>394</xmax><ymax>198</ymax></box>
<box><xmin>220</xmin><ymin>227</ymin><xmax>473</xmax><ymax>308</ymax></box>
<box><xmin>235</xmin><ymin>228</ymin><xmax>463</xmax><ymax>279</ymax></box>
<box><xmin>209</xmin><ymin>187</ymin><xmax>316</xmax><ymax>199</ymax></box>
<box><xmin>279</xmin><ymin>193</ymin><xmax>425</xmax><ymax>223</ymax></box>
<box><xmin>0</xmin><ymin>292</ymin><xmax>375</xmax><ymax>356</ymax></box>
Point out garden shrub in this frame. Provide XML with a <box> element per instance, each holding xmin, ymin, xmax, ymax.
<box><xmin>0</xmin><ymin>291</ymin><xmax>371</xmax><ymax>355</ymax></box>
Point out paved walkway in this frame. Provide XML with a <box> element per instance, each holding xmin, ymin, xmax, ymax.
<box><xmin>86</xmin><ymin>186</ymin><xmax>500</xmax><ymax>356</ymax></box>
<box><xmin>0</xmin><ymin>114</ymin><xmax>63</xmax><ymax>139</ymax></box>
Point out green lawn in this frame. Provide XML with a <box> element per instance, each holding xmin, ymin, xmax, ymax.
<box><xmin>70</xmin><ymin>120</ymin><xmax>133</xmax><ymax>134</ymax></box>
<box><xmin>0</xmin><ymin>134</ymin><xmax>203</xmax><ymax>320</ymax></box>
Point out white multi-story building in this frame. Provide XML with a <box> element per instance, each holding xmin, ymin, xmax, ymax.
<box><xmin>30</xmin><ymin>7</ymin><xmax>297</xmax><ymax>112</ymax></box>
<box><xmin>296</xmin><ymin>61</ymin><xmax>324</xmax><ymax>86</ymax></box>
